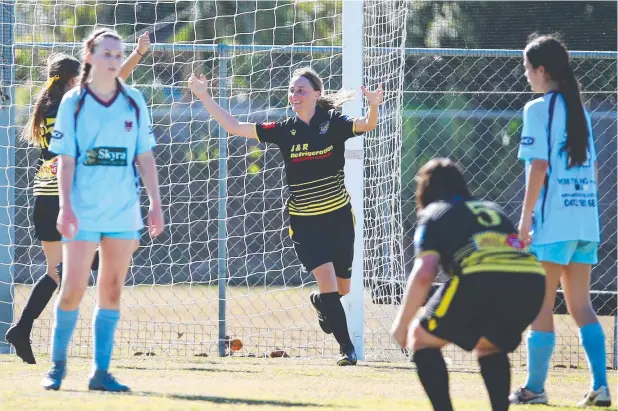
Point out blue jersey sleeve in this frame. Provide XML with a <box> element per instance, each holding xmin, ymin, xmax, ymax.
<box><xmin>48</xmin><ymin>92</ymin><xmax>78</xmax><ymax>157</ymax></box>
<box><xmin>135</xmin><ymin>93</ymin><xmax>156</xmax><ymax>155</ymax></box>
<box><xmin>518</xmin><ymin>102</ymin><xmax>549</xmax><ymax>161</ymax></box>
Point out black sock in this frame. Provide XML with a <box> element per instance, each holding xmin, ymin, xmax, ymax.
<box><xmin>413</xmin><ymin>348</ymin><xmax>453</xmax><ymax>411</ymax></box>
<box><xmin>319</xmin><ymin>292</ymin><xmax>353</xmax><ymax>351</ymax></box>
<box><xmin>478</xmin><ymin>352</ymin><xmax>511</xmax><ymax>411</ymax></box>
<box><xmin>17</xmin><ymin>273</ymin><xmax>58</xmax><ymax>331</ymax></box>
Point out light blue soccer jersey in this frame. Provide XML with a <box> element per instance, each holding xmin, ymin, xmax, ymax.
<box><xmin>49</xmin><ymin>83</ymin><xmax>156</xmax><ymax>232</ymax></box>
<box><xmin>518</xmin><ymin>91</ymin><xmax>600</xmax><ymax>245</ymax></box>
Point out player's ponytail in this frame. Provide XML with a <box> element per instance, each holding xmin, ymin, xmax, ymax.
<box><xmin>415</xmin><ymin>158</ymin><xmax>471</xmax><ymax>211</ymax></box>
<box><xmin>292</xmin><ymin>67</ymin><xmax>356</xmax><ymax>111</ymax></box>
<box><xmin>21</xmin><ymin>53</ymin><xmax>80</xmax><ymax>147</ymax></box>
<box><xmin>525</xmin><ymin>34</ymin><xmax>589</xmax><ymax>168</ymax></box>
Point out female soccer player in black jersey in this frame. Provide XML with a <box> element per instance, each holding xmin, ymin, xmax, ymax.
<box><xmin>391</xmin><ymin>158</ymin><xmax>545</xmax><ymax>411</ymax></box>
<box><xmin>5</xmin><ymin>32</ymin><xmax>150</xmax><ymax>364</ymax></box>
<box><xmin>188</xmin><ymin>67</ymin><xmax>382</xmax><ymax>365</ymax></box>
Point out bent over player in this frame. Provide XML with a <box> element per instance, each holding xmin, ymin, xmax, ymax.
<box><xmin>189</xmin><ymin>67</ymin><xmax>382</xmax><ymax>365</ymax></box>
<box><xmin>391</xmin><ymin>158</ymin><xmax>545</xmax><ymax>411</ymax></box>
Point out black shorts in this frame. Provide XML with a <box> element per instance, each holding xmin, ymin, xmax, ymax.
<box><xmin>420</xmin><ymin>272</ymin><xmax>545</xmax><ymax>353</ymax></box>
<box><xmin>33</xmin><ymin>195</ymin><xmax>61</xmax><ymax>242</ymax></box>
<box><xmin>288</xmin><ymin>204</ymin><xmax>355</xmax><ymax>279</ymax></box>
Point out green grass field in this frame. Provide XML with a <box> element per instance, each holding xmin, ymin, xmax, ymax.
<box><xmin>0</xmin><ymin>355</ymin><xmax>615</xmax><ymax>411</ymax></box>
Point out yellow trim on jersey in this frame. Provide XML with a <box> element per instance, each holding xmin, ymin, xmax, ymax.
<box><xmin>428</xmin><ymin>276</ymin><xmax>460</xmax><ymax>331</ymax></box>
<box><xmin>291</xmin><ymin>191</ymin><xmax>349</xmax><ymax>208</ymax></box>
<box><xmin>288</xmin><ymin>197</ymin><xmax>350</xmax><ymax>215</ymax></box>
<box><xmin>462</xmin><ymin>264</ymin><xmax>545</xmax><ymax>276</ymax></box>
<box><xmin>292</xmin><ymin>180</ymin><xmax>341</xmax><ymax>195</ymax></box>
<box><xmin>288</xmin><ymin>193</ymin><xmax>350</xmax><ymax>211</ymax></box>
<box><xmin>290</xmin><ymin>191</ymin><xmax>349</xmax><ymax>208</ymax></box>
<box><xmin>288</xmin><ymin>199</ymin><xmax>350</xmax><ymax>216</ymax></box>
<box><xmin>289</xmin><ymin>174</ymin><xmax>342</xmax><ymax>188</ymax></box>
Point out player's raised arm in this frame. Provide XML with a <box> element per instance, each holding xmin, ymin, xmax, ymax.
<box><xmin>188</xmin><ymin>73</ymin><xmax>258</xmax><ymax>140</ymax></box>
<box><xmin>117</xmin><ymin>31</ymin><xmax>151</xmax><ymax>82</ymax></box>
<box><xmin>352</xmin><ymin>84</ymin><xmax>383</xmax><ymax>133</ymax></box>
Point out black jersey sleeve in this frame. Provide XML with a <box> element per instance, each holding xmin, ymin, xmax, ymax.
<box><xmin>255</xmin><ymin>121</ymin><xmax>287</xmax><ymax>145</ymax></box>
<box><xmin>414</xmin><ymin>211</ymin><xmax>442</xmax><ymax>257</ymax></box>
<box><xmin>329</xmin><ymin>110</ymin><xmax>361</xmax><ymax>142</ymax></box>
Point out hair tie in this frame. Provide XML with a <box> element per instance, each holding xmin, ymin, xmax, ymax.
<box><xmin>44</xmin><ymin>75</ymin><xmax>60</xmax><ymax>90</ymax></box>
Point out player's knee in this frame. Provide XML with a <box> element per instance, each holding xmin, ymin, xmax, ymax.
<box><xmin>99</xmin><ymin>283</ymin><xmax>122</xmax><ymax>306</ymax></box>
<box><xmin>569</xmin><ymin>303</ymin><xmax>597</xmax><ymax>328</ymax></box>
<box><xmin>409</xmin><ymin>323</ymin><xmax>428</xmax><ymax>351</ymax></box>
<box><xmin>57</xmin><ymin>287</ymin><xmax>84</xmax><ymax>310</ymax></box>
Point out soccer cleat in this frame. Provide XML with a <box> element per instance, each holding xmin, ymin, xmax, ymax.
<box><xmin>508</xmin><ymin>386</ymin><xmax>548</xmax><ymax>405</ymax></box>
<box><xmin>41</xmin><ymin>361</ymin><xmax>66</xmax><ymax>390</ymax></box>
<box><xmin>88</xmin><ymin>369</ymin><xmax>130</xmax><ymax>392</ymax></box>
<box><xmin>337</xmin><ymin>346</ymin><xmax>357</xmax><ymax>366</ymax></box>
<box><xmin>577</xmin><ymin>386</ymin><xmax>611</xmax><ymax>407</ymax></box>
<box><xmin>5</xmin><ymin>323</ymin><xmax>36</xmax><ymax>364</ymax></box>
<box><xmin>309</xmin><ymin>291</ymin><xmax>332</xmax><ymax>334</ymax></box>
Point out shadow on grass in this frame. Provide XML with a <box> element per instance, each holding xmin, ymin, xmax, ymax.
<box><xmin>134</xmin><ymin>391</ymin><xmax>328</xmax><ymax>407</ymax></box>
<box><xmin>117</xmin><ymin>365</ymin><xmax>256</xmax><ymax>374</ymax></box>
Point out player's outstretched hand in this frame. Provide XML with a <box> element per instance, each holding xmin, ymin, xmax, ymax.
<box><xmin>136</xmin><ymin>31</ymin><xmax>151</xmax><ymax>55</ymax></box>
<box><xmin>188</xmin><ymin>73</ymin><xmax>211</xmax><ymax>98</ymax></box>
<box><xmin>361</xmin><ymin>83</ymin><xmax>383</xmax><ymax>106</ymax></box>
<box><xmin>57</xmin><ymin>206</ymin><xmax>78</xmax><ymax>240</ymax></box>
<box><xmin>147</xmin><ymin>204</ymin><xmax>164</xmax><ymax>238</ymax></box>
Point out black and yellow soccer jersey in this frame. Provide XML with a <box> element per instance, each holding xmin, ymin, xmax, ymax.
<box><xmin>33</xmin><ymin>103</ymin><xmax>60</xmax><ymax>196</ymax></box>
<box><xmin>255</xmin><ymin>108</ymin><xmax>361</xmax><ymax>216</ymax></box>
<box><xmin>414</xmin><ymin>197</ymin><xmax>545</xmax><ymax>276</ymax></box>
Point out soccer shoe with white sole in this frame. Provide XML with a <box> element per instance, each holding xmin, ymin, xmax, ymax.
<box><xmin>577</xmin><ymin>386</ymin><xmax>611</xmax><ymax>407</ymax></box>
<box><xmin>337</xmin><ymin>346</ymin><xmax>357</xmax><ymax>366</ymax></box>
<box><xmin>41</xmin><ymin>361</ymin><xmax>66</xmax><ymax>391</ymax></box>
<box><xmin>508</xmin><ymin>386</ymin><xmax>548</xmax><ymax>405</ymax></box>
<box><xmin>5</xmin><ymin>323</ymin><xmax>36</xmax><ymax>364</ymax></box>
<box><xmin>309</xmin><ymin>291</ymin><xmax>332</xmax><ymax>334</ymax></box>
<box><xmin>88</xmin><ymin>369</ymin><xmax>130</xmax><ymax>392</ymax></box>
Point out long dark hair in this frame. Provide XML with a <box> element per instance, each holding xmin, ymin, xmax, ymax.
<box><xmin>525</xmin><ymin>34</ymin><xmax>589</xmax><ymax>168</ymax></box>
<box><xmin>291</xmin><ymin>67</ymin><xmax>356</xmax><ymax>110</ymax></box>
<box><xmin>415</xmin><ymin>158</ymin><xmax>471</xmax><ymax>211</ymax></box>
<box><xmin>21</xmin><ymin>53</ymin><xmax>80</xmax><ymax>147</ymax></box>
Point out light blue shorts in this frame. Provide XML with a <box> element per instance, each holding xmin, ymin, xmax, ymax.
<box><xmin>63</xmin><ymin>230</ymin><xmax>141</xmax><ymax>243</ymax></box>
<box><xmin>530</xmin><ymin>241</ymin><xmax>598</xmax><ymax>266</ymax></box>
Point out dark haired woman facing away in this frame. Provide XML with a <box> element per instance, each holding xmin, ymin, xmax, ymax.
<box><xmin>509</xmin><ymin>34</ymin><xmax>610</xmax><ymax>407</ymax></box>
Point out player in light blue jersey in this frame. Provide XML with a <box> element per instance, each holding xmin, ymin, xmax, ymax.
<box><xmin>509</xmin><ymin>34</ymin><xmax>611</xmax><ymax>407</ymax></box>
<box><xmin>41</xmin><ymin>28</ymin><xmax>164</xmax><ymax>393</ymax></box>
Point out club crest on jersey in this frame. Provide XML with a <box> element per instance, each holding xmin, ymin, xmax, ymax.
<box><xmin>291</xmin><ymin>129</ymin><xmax>296</xmax><ymax>136</ymax></box>
<box><xmin>125</xmin><ymin>121</ymin><xmax>133</xmax><ymax>131</ymax></box>
<box><xmin>51</xmin><ymin>130</ymin><xmax>63</xmax><ymax>140</ymax></box>
<box><xmin>319</xmin><ymin>121</ymin><xmax>329</xmax><ymax>135</ymax></box>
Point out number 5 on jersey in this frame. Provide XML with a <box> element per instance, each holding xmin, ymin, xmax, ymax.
<box><xmin>466</xmin><ymin>201</ymin><xmax>502</xmax><ymax>227</ymax></box>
